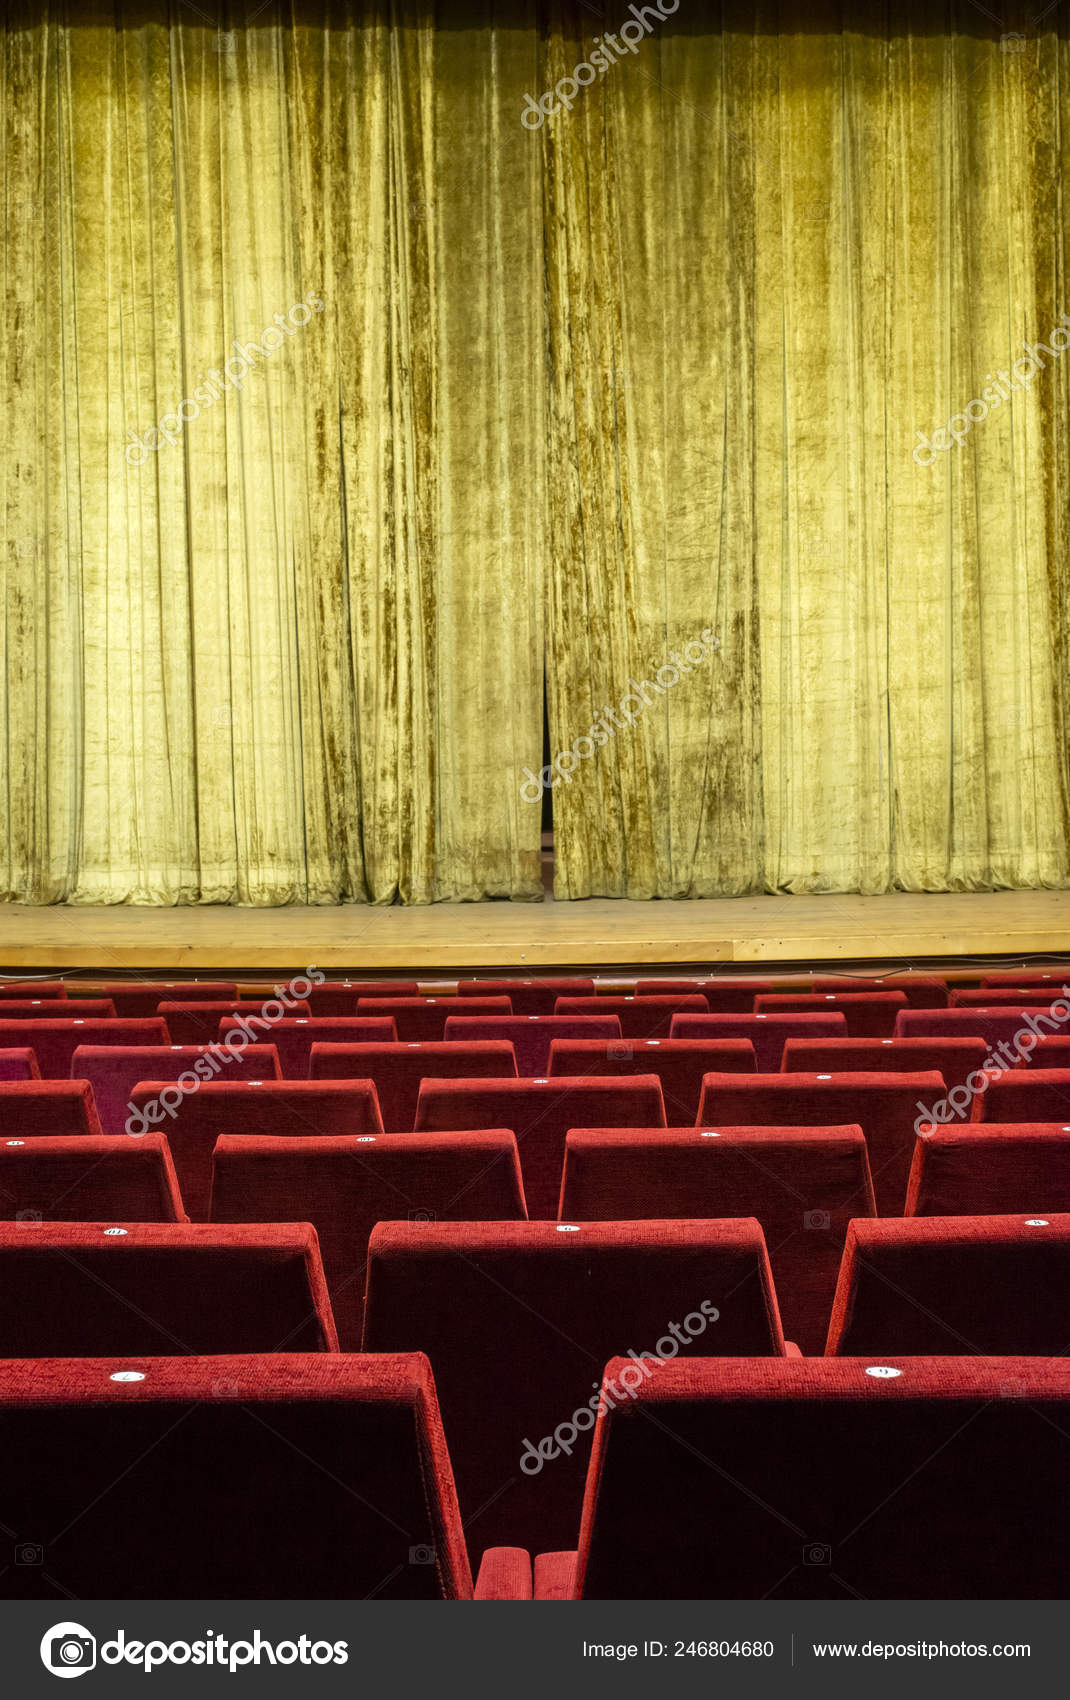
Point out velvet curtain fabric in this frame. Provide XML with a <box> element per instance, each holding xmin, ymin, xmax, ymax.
<box><xmin>1</xmin><ymin>1</ymin><xmax>1068</xmax><ymax>903</ymax></box>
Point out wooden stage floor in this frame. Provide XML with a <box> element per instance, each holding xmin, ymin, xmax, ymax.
<box><xmin>0</xmin><ymin>889</ymin><xmax>1068</xmax><ymax>974</ymax></box>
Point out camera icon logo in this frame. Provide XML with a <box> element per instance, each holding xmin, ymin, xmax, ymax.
<box><xmin>803</xmin><ymin>1543</ymin><xmax>832</xmax><ymax>1566</ymax></box>
<box><xmin>804</xmin><ymin>1209</ymin><xmax>831</xmax><ymax>1231</ymax></box>
<box><xmin>408</xmin><ymin>1208</ymin><xmax>437</xmax><ymax>1223</ymax></box>
<box><xmin>40</xmin><ymin>1623</ymin><xmax>97</xmax><ymax>1679</ymax></box>
<box><xmin>16</xmin><ymin>1541</ymin><xmax>43</xmax><ymax>1565</ymax></box>
<box><xmin>607</xmin><ymin>1043</ymin><xmax>633</xmax><ymax>1061</ymax></box>
<box><xmin>409</xmin><ymin>1544</ymin><xmax>436</xmax><ymax>1565</ymax></box>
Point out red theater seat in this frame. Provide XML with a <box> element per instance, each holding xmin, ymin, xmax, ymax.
<box><xmin>0</xmin><ymin>1134</ymin><xmax>185</xmax><ymax>1221</ymax></box>
<box><xmin>356</xmin><ymin>996</ymin><xmax>511</xmax><ymax>1041</ymax></box>
<box><xmin>560</xmin><ymin>1125</ymin><xmax>874</xmax><ymax>1354</ymax></box>
<box><xmin>0</xmin><ymin>981</ymin><xmax>68</xmax><ymax>999</ymax></box>
<box><xmin>210</xmin><ymin>1131</ymin><xmax>527</xmax><ymax>1347</ymax></box>
<box><xmin>982</xmin><ymin>969</ymin><xmax>1070</xmax><ymax>989</ymax></box>
<box><xmin>128</xmin><ymin>1079</ymin><xmax>383</xmax><ymax>1220</ymax></box>
<box><xmin>554</xmin><ymin>995</ymin><xmax>706</xmax><ymax>1038</ymax></box>
<box><xmin>980</xmin><ymin>1069</ymin><xmax>1070</xmax><ymax>1123</ymax></box>
<box><xmin>99</xmin><ymin>981</ymin><xmax>238</xmax><ymax>1018</ymax></box>
<box><xmin>781</xmin><ymin>1036</ymin><xmax>989</xmax><ymax>1095</ymax></box>
<box><xmin>548</xmin><ymin>1037</ymin><xmax>756</xmax><ymax>1125</ymax></box>
<box><xmin>299</xmin><ymin>979</ymin><xmax>419</xmax><ymax>1015</ymax></box>
<box><xmin>235</xmin><ymin>1016</ymin><xmax>398</xmax><ymax>1078</ymax></box>
<box><xmin>0</xmin><ymin>1018</ymin><xmax>169</xmax><ymax>1079</ymax></box>
<box><xmin>634</xmin><ymin>978</ymin><xmax>775</xmax><ymax>1012</ymax></box>
<box><xmin>895</xmin><ymin>1006</ymin><xmax>1057</xmax><ymax>1057</ymax></box>
<box><xmin>157</xmin><ymin>1000</ymin><xmax>310</xmax><ymax>1045</ymax></box>
<box><xmin>536</xmin><ymin>1357</ymin><xmax>1070</xmax><ymax>1598</ymax></box>
<box><xmin>755</xmin><ymin>991</ymin><xmax>907</xmax><ymax>1037</ymax></box>
<box><xmin>0</xmin><ymin>998</ymin><xmax>115</xmax><ymax>1020</ymax></box>
<box><xmin>671</xmin><ymin>1011</ymin><xmax>848</xmax><ymax>1071</ymax></box>
<box><xmin>442</xmin><ymin>1016</ymin><xmax>621</xmax><ymax>1079</ymax></box>
<box><xmin>696</xmin><ymin>1071</ymin><xmax>943</xmax><ymax>1215</ymax></box>
<box><xmin>457</xmin><ymin>978</ymin><xmax>594</xmax><ymax>1015</ymax></box>
<box><xmin>413</xmin><ymin>1075</ymin><xmax>666</xmax><ymax>1219</ymax></box>
<box><xmin>826</xmin><ymin>1215</ymin><xmax>1070</xmax><ymax>1355</ymax></box>
<box><xmin>363</xmin><ymin>1218</ymin><xmax>785</xmax><ymax>1556</ymax></box>
<box><xmin>907</xmin><ymin>1124</ymin><xmax>1070</xmax><ymax>1215</ymax></box>
<box><xmin>1025</xmin><ymin>1037</ymin><xmax>1070</xmax><ymax>1069</ymax></box>
<box><xmin>0</xmin><ymin>1354</ymin><xmax>474</xmax><ymax>1599</ymax></box>
<box><xmin>810</xmin><ymin>975</ymin><xmax>948</xmax><ymax>1008</ymax></box>
<box><xmin>76</xmin><ymin>1043</ymin><xmax>283</xmax><ymax>1136</ymax></box>
<box><xmin>310</xmin><ymin>1040</ymin><xmax>517</xmax><ymax>1132</ymax></box>
<box><xmin>0</xmin><ymin>1222</ymin><xmax>336</xmax><ymax>1355</ymax></box>
<box><xmin>0</xmin><ymin>1049</ymin><xmax>39</xmax><ymax>1081</ymax></box>
<box><xmin>951</xmin><ymin>987</ymin><xmax>1069</xmax><ymax>1008</ymax></box>
<box><xmin>0</xmin><ymin>1080</ymin><xmax>102</xmax><ymax>1138</ymax></box>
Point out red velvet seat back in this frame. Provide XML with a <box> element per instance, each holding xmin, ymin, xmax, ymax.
<box><xmin>981</xmin><ymin>1069</ymin><xmax>1070</xmax><ymax>1122</ymax></box>
<box><xmin>0</xmin><ymin>998</ymin><xmax>115</xmax><ymax>1020</ymax></box>
<box><xmin>78</xmin><ymin>1044</ymin><xmax>284</xmax><ymax>1137</ymax></box>
<box><xmin>571</xmin><ymin>1357</ymin><xmax>1070</xmax><ymax>1598</ymax></box>
<box><xmin>0</xmin><ymin>1018</ymin><xmax>169</xmax><ymax>1079</ymax></box>
<box><xmin>309</xmin><ymin>1040</ymin><xmax>517</xmax><ymax>1131</ymax></box>
<box><xmin>232</xmin><ymin>1016</ymin><xmax>397</xmax><ymax>1078</ymax></box>
<box><xmin>895</xmin><ymin>1006</ymin><xmax>1057</xmax><ymax>1056</ymax></box>
<box><xmin>548</xmin><ymin>1037</ymin><xmax>756</xmax><ymax>1124</ymax></box>
<box><xmin>560</xmin><ymin>1125</ymin><xmax>874</xmax><ymax>1353</ymax></box>
<box><xmin>906</xmin><ymin>1124</ymin><xmax>1070</xmax><ymax>1215</ymax></box>
<box><xmin>457</xmin><ymin>977</ymin><xmax>594</xmax><ymax>1015</ymax></box>
<box><xmin>413</xmin><ymin>1075</ymin><xmax>666</xmax><ymax>1219</ymax></box>
<box><xmin>209</xmin><ymin>1131</ymin><xmax>527</xmax><ymax>1347</ymax></box>
<box><xmin>356</xmin><ymin>996</ymin><xmax>511</xmax><ymax>1041</ymax></box>
<box><xmin>671</xmin><ymin>1011</ymin><xmax>848</xmax><ymax>1070</ymax></box>
<box><xmin>363</xmin><ymin>1218</ymin><xmax>784</xmax><ymax>1555</ymax></box>
<box><xmin>0</xmin><ymin>1222</ymin><xmax>336</xmax><ymax>1355</ymax></box>
<box><xmin>827</xmin><ymin>1214</ymin><xmax>1070</xmax><ymax>1355</ymax></box>
<box><xmin>982</xmin><ymin>970</ymin><xmax>1069</xmax><ymax>989</ymax></box>
<box><xmin>951</xmin><ymin>987</ymin><xmax>1068</xmax><ymax>1007</ymax></box>
<box><xmin>696</xmin><ymin>1071</ymin><xmax>943</xmax><ymax>1214</ymax></box>
<box><xmin>634</xmin><ymin>978</ymin><xmax>774</xmax><ymax>1012</ymax></box>
<box><xmin>302</xmin><ymin>979</ymin><xmax>419</xmax><ymax>1013</ymax></box>
<box><xmin>755</xmin><ymin>991</ymin><xmax>907</xmax><ymax>1037</ymax></box>
<box><xmin>1025</xmin><ymin>1037</ymin><xmax>1070</xmax><ymax>1069</ymax></box>
<box><xmin>0</xmin><ymin>1354</ymin><xmax>472</xmax><ymax>1599</ymax></box>
<box><xmin>0</xmin><ymin>981</ymin><xmax>68</xmax><ymax>999</ymax></box>
<box><xmin>442</xmin><ymin>1016</ymin><xmax>621</xmax><ymax>1078</ymax></box>
<box><xmin>781</xmin><ymin>1035</ymin><xmax>988</xmax><ymax>1094</ymax></box>
<box><xmin>0</xmin><ymin>1080</ymin><xmax>102</xmax><ymax>1138</ymax></box>
<box><xmin>100</xmin><ymin>981</ymin><xmax>238</xmax><ymax>1018</ymax></box>
<box><xmin>129</xmin><ymin>1078</ymin><xmax>383</xmax><ymax>1220</ymax></box>
<box><xmin>554</xmin><ymin>995</ymin><xmax>706</xmax><ymax>1038</ymax></box>
<box><xmin>157</xmin><ymin>1000</ymin><xmax>310</xmax><ymax>1045</ymax></box>
<box><xmin>0</xmin><ymin>1048</ymin><xmax>39</xmax><ymax>1081</ymax></box>
<box><xmin>810</xmin><ymin>975</ymin><xmax>948</xmax><ymax>1009</ymax></box>
<box><xmin>0</xmin><ymin>1134</ymin><xmax>185</xmax><ymax>1221</ymax></box>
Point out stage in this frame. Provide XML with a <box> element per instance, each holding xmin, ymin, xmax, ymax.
<box><xmin>0</xmin><ymin>888</ymin><xmax>1068</xmax><ymax>976</ymax></box>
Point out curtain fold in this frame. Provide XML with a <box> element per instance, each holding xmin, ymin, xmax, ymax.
<box><xmin>1</xmin><ymin>0</ymin><xmax>1068</xmax><ymax>903</ymax></box>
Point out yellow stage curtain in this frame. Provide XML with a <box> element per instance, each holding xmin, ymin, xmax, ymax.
<box><xmin>0</xmin><ymin>0</ymin><xmax>545</xmax><ymax>903</ymax></box>
<box><xmin>1</xmin><ymin>2</ymin><xmax>1068</xmax><ymax>903</ymax></box>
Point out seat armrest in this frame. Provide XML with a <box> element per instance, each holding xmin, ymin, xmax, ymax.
<box><xmin>474</xmin><ymin>1547</ymin><xmax>533</xmax><ymax>1600</ymax></box>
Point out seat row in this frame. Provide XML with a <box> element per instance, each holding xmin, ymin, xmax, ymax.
<box><xmin>2</xmin><ymin>1312</ymin><xmax>1069</xmax><ymax>1593</ymax></box>
<box><xmin>4</xmin><ymin>1120</ymin><xmax>1070</xmax><ymax>1352</ymax></box>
